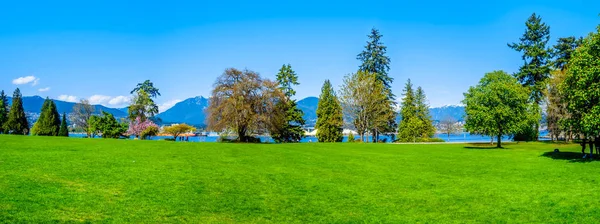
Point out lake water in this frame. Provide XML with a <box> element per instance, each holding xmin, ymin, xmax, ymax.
<box><xmin>70</xmin><ymin>132</ymin><xmax>549</xmax><ymax>143</ymax></box>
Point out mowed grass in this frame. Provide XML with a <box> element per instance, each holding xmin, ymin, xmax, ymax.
<box><xmin>1</xmin><ymin>135</ymin><xmax>599</xmax><ymax>223</ymax></box>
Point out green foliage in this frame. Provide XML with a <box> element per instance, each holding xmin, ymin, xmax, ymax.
<box><xmin>316</xmin><ymin>80</ymin><xmax>343</xmax><ymax>142</ymax></box>
<box><xmin>31</xmin><ymin>98</ymin><xmax>61</xmax><ymax>136</ymax></box>
<box><xmin>340</xmin><ymin>71</ymin><xmax>395</xmax><ymax>142</ymax></box>
<box><xmin>561</xmin><ymin>26</ymin><xmax>600</xmax><ymax>139</ymax></box>
<box><xmin>397</xmin><ymin>80</ymin><xmax>435</xmax><ymax>142</ymax></box>
<box><xmin>347</xmin><ymin>132</ymin><xmax>355</xmax><ymax>143</ymax></box>
<box><xmin>357</xmin><ymin>28</ymin><xmax>392</xmax><ymax>92</ymax></box>
<box><xmin>91</xmin><ymin>112</ymin><xmax>128</xmax><ymax>139</ymax></box>
<box><xmin>508</xmin><ymin>13</ymin><xmax>553</xmax><ymax>105</ymax></box>
<box><xmin>130</xmin><ymin>80</ymin><xmax>161</xmax><ymax>98</ymax></box>
<box><xmin>553</xmin><ymin>36</ymin><xmax>583</xmax><ymax>70</ymax></box>
<box><xmin>462</xmin><ymin>71</ymin><xmax>532</xmax><ymax>147</ymax></box>
<box><xmin>271</xmin><ymin>64</ymin><xmax>306</xmax><ymax>143</ymax></box>
<box><xmin>140</xmin><ymin>126</ymin><xmax>159</xmax><ymax>140</ymax></box>
<box><xmin>2</xmin><ymin>136</ymin><xmax>599</xmax><ymax>223</ymax></box>
<box><xmin>3</xmin><ymin>88</ymin><xmax>29</xmax><ymax>135</ymax></box>
<box><xmin>162</xmin><ymin>123</ymin><xmax>196</xmax><ymax>140</ymax></box>
<box><xmin>0</xmin><ymin>90</ymin><xmax>8</xmax><ymax>134</ymax></box>
<box><xmin>58</xmin><ymin>113</ymin><xmax>69</xmax><ymax>137</ymax></box>
<box><xmin>128</xmin><ymin>90</ymin><xmax>159</xmax><ymax>122</ymax></box>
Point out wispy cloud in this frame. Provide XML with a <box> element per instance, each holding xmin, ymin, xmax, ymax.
<box><xmin>159</xmin><ymin>99</ymin><xmax>182</xmax><ymax>112</ymax></box>
<box><xmin>38</xmin><ymin>87</ymin><xmax>51</xmax><ymax>92</ymax></box>
<box><xmin>88</xmin><ymin>95</ymin><xmax>131</xmax><ymax>107</ymax></box>
<box><xmin>58</xmin><ymin>95</ymin><xmax>78</xmax><ymax>103</ymax></box>
<box><xmin>12</xmin><ymin>76</ymin><xmax>39</xmax><ymax>85</ymax></box>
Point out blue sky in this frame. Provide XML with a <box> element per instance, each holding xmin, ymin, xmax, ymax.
<box><xmin>1</xmin><ymin>1</ymin><xmax>599</xmax><ymax>111</ymax></box>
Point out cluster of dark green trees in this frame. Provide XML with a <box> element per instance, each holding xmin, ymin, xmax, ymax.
<box><xmin>0</xmin><ymin>89</ymin><xmax>31</xmax><ymax>135</ymax></box>
<box><xmin>316</xmin><ymin>28</ymin><xmax>435</xmax><ymax>143</ymax></box>
<box><xmin>31</xmin><ymin>97</ymin><xmax>69</xmax><ymax>137</ymax></box>
<box><xmin>463</xmin><ymin>13</ymin><xmax>600</xmax><ymax>149</ymax></box>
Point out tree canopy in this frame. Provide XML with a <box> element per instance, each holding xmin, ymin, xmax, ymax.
<box><xmin>31</xmin><ymin>98</ymin><xmax>61</xmax><ymax>136</ymax></box>
<box><xmin>71</xmin><ymin>99</ymin><xmax>95</xmax><ymax>138</ymax></box>
<box><xmin>162</xmin><ymin>123</ymin><xmax>196</xmax><ymax>140</ymax></box>
<box><xmin>3</xmin><ymin>88</ymin><xmax>29</xmax><ymax>135</ymax></box>
<box><xmin>58</xmin><ymin>113</ymin><xmax>69</xmax><ymax>137</ymax></box>
<box><xmin>462</xmin><ymin>71</ymin><xmax>532</xmax><ymax>148</ymax></box>
<box><xmin>206</xmin><ymin>68</ymin><xmax>285</xmax><ymax>142</ymax></box>
<box><xmin>0</xmin><ymin>90</ymin><xmax>8</xmax><ymax>134</ymax></box>
<box><xmin>316</xmin><ymin>80</ymin><xmax>343</xmax><ymax>142</ymax></box>
<box><xmin>271</xmin><ymin>64</ymin><xmax>306</xmax><ymax>143</ymax></box>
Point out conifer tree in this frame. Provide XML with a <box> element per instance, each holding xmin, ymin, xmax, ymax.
<box><xmin>271</xmin><ymin>64</ymin><xmax>306</xmax><ymax>143</ymax></box>
<box><xmin>508</xmin><ymin>13</ymin><xmax>553</xmax><ymax>140</ymax></box>
<box><xmin>397</xmin><ymin>79</ymin><xmax>418</xmax><ymax>142</ymax></box>
<box><xmin>415</xmin><ymin>87</ymin><xmax>435</xmax><ymax>138</ymax></box>
<box><xmin>0</xmin><ymin>90</ymin><xmax>8</xmax><ymax>134</ymax></box>
<box><xmin>58</xmin><ymin>113</ymin><xmax>69</xmax><ymax>137</ymax></box>
<box><xmin>4</xmin><ymin>88</ymin><xmax>29</xmax><ymax>135</ymax></box>
<box><xmin>357</xmin><ymin>28</ymin><xmax>397</xmax><ymax>137</ymax></box>
<box><xmin>32</xmin><ymin>98</ymin><xmax>61</xmax><ymax>136</ymax></box>
<box><xmin>316</xmin><ymin>80</ymin><xmax>343</xmax><ymax>142</ymax></box>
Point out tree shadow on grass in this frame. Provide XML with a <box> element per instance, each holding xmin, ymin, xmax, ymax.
<box><xmin>541</xmin><ymin>151</ymin><xmax>599</xmax><ymax>163</ymax></box>
<box><xmin>464</xmin><ymin>143</ymin><xmax>505</xmax><ymax>150</ymax></box>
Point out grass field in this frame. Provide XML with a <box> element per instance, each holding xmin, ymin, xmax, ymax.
<box><xmin>1</xmin><ymin>135</ymin><xmax>599</xmax><ymax>223</ymax></box>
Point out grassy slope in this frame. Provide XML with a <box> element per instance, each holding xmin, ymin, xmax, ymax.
<box><xmin>0</xmin><ymin>135</ymin><xmax>599</xmax><ymax>223</ymax></box>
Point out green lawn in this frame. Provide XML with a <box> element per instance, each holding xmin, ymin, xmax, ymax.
<box><xmin>0</xmin><ymin>135</ymin><xmax>599</xmax><ymax>223</ymax></box>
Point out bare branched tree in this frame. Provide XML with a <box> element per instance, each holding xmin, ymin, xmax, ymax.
<box><xmin>71</xmin><ymin>99</ymin><xmax>95</xmax><ymax>137</ymax></box>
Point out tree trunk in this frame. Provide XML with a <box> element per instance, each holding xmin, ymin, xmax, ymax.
<box><xmin>589</xmin><ymin>140</ymin><xmax>594</xmax><ymax>158</ymax></box>
<box><xmin>497</xmin><ymin>134</ymin><xmax>502</xmax><ymax>148</ymax></box>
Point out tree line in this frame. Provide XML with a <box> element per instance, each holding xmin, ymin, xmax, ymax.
<box><xmin>463</xmin><ymin>13</ymin><xmax>600</xmax><ymax>151</ymax></box>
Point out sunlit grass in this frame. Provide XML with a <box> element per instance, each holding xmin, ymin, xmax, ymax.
<box><xmin>0</xmin><ymin>135</ymin><xmax>598</xmax><ymax>223</ymax></box>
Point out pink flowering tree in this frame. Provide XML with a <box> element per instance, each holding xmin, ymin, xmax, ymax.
<box><xmin>127</xmin><ymin>116</ymin><xmax>159</xmax><ymax>140</ymax></box>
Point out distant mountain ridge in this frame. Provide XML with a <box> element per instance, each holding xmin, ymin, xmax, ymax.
<box><xmin>155</xmin><ymin>96</ymin><xmax>466</xmax><ymax>126</ymax></box>
<box><xmin>7</xmin><ymin>96</ymin><xmax>128</xmax><ymax>118</ymax></box>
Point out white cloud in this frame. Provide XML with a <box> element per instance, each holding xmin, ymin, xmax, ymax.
<box><xmin>108</xmin><ymin>95</ymin><xmax>131</xmax><ymax>106</ymax></box>
<box><xmin>159</xmin><ymin>99</ymin><xmax>182</xmax><ymax>113</ymax></box>
<box><xmin>58</xmin><ymin>95</ymin><xmax>78</xmax><ymax>103</ymax></box>
<box><xmin>38</xmin><ymin>87</ymin><xmax>51</xmax><ymax>92</ymax></box>
<box><xmin>88</xmin><ymin>95</ymin><xmax>112</xmax><ymax>105</ymax></box>
<box><xmin>12</xmin><ymin>76</ymin><xmax>38</xmax><ymax>85</ymax></box>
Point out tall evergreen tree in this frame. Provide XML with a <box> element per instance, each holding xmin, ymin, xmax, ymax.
<box><xmin>415</xmin><ymin>87</ymin><xmax>435</xmax><ymax>138</ymax></box>
<box><xmin>508</xmin><ymin>13</ymin><xmax>552</xmax><ymax>140</ymax></box>
<box><xmin>397</xmin><ymin>79</ymin><xmax>419</xmax><ymax>142</ymax></box>
<box><xmin>357</xmin><ymin>28</ymin><xmax>397</xmax><ymax>138</ymax></box>
<box><xmin>32</xmin><ymin>98</ymin><xmax>61</xmax><ymax>136</ymax></box>
<box><xmin>316</xmin><ymin>80</ymin><xmax>343</xmax><ymax>142</ymax></box>
<box><xmin>553</xmin><ymin>36</ymin><xmax>583</xmax><ymax>71</ymax></box>
<box><xmin>3</xmin><ymin>88</ymin><xmax>29</xmax><ymax>135</ymax></box>
<box><xmin>0</xmin><ymin>90</ymin><xmax>8</xmax><ymax>134</ymax></box>
<box><xmin>271</xmin><ymin>64</ymin><xmax>306</xmax><ymax>143</ymax></box>
<box><xmin>58</xmin><ymin>113</ymin><xmax>69</xmax><ymax>137</ymax></box>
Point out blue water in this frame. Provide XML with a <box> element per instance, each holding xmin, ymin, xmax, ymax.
<box><xmin>69</xmin><ymin>132</ymin><xmax>541</xmax><ymax>143</ymax></box>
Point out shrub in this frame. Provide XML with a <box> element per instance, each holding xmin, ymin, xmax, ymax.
<box><xmin>140</xmin><ymin>126</ymin><xmax>159</xmax><ymax>140</ymax></box>
<box><xmin>347</xmin><ymin>132</ymin><xmax>355</xmax><ymax>143</ymax></box>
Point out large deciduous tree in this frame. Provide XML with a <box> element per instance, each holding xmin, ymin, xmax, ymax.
<box><xmin>126</xmin><ymin>116</ymin><xmax>159</xmax><ymax>140</ymax></box>
<box><xmin>91</xmin><ymin>111</ymin><xmax>128</xmax><ymax>139</ymax></box>
<box><xmin>4</xmin><ymin>88</ymin><xmax>29</xmax><ymax>135</ymax></box>
<box><xmin>508</xmin><ymin>13</ymin><xmax>553</xmax><ymax>140</ymax></box>
<box><xmin>206</xmin><ymin>68</ymin><xmax>285</xmax><ymax>142</ymax></box>
<box><xmin>270</xmin><ymin>64</ymin><xmax>306</xmax><ymax>143</ymax></box>
<box><xmin>340</xmin><ymin>71</ymin><xmax>394</xmax><ymax>142</ymax></box>
<box><xmin>561</xmin><ymin>26</ymin><xmax>600</xmax><ymax>151</ymax></box>
<box><xmin>0</xmin><ymin>90</ymin><xmax>8</xmax><ymax>134</ymax></box>
<box><xmin>72</xmin><ymin>99</ymin><xmax>95</xmax><ymax>138</ymax></box>
<box><xmin>316</xmin><ymin>80</ymin><xmax>343</xmax><ymax>142</ymax></box>
<box><xmin>462</xmin><ymin>71</ymin><xmax>532</xmax><ymax>148</ymax></box>
<box><xmin>31</xmin><ymin>98</ymin><xmax>61</xmax><ymax>136</ymax></box>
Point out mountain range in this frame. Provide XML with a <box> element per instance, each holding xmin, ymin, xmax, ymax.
<box><xmin>7</xmin><ymin>96</ymin><xmax>128</xmax><ymax>117</ymax></box>
<box><xmin>6</xmin><ymin>95</ymin><xmax>465</xmax><ymax>126</ymax></box>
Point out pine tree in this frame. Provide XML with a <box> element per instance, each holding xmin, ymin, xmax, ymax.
<box><xmin>316</xmin><ymin>80</ymin><xmax>343</xmax><ymax>142</ymax></box>
<box><xmin>357</xmin><ymin>28</ymin><xmax>397</xmax><ymax>138</ymax></box>
<box><xmin>271</xmin><ymin>64</ymin><xmax>306</xmax><ymax>143</ymax></box>
<box><xmin>58</xmin><ymin>113</ymin><xmax>69</xmax><ymax>137</ymax></box>
<box><xmin>4</xmin><ymin>88</ymin><xmax>29</xmax><ymax>135</ymax></box>
<box><xmin>508</xmin><ymin>13</ymin><xmax>553</xmax><ymax>140</ymax></box>
<box><xmin>397</xmin><ymin>79</ymin><xmax>418</xmax><ymax>142</ymax></box>
<box><xmin>415</xmin><ymin>87</ymin><xmax>435</xmax><ymax>139</ymax></box>
<box><xmin>0</xmin><ymin>90</ymin><xmax>8</xmax><ymax>134</ymax></box>
<box><xmin>32</xmin><ymin>98</ymin><xmax>61</xmax><ymax>136</ymax></box>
